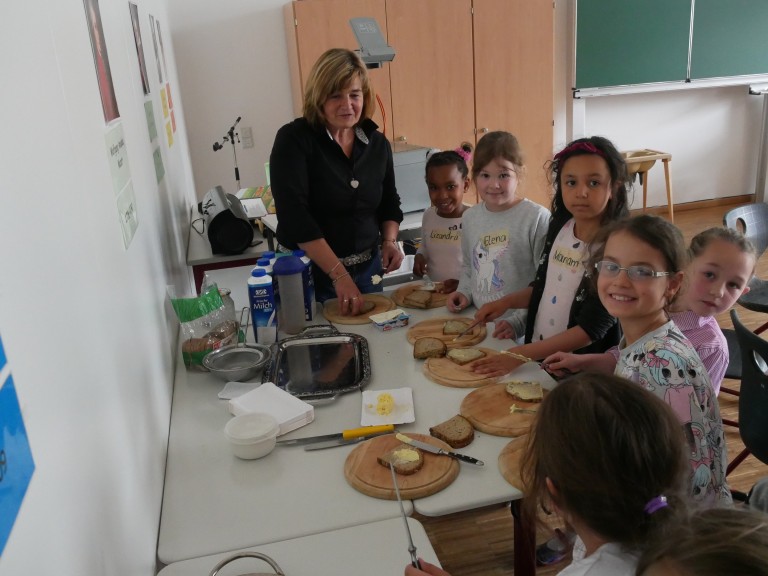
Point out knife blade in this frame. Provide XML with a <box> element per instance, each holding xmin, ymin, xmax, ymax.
<box><xmin>395</xmin><ymin>432</ymin><xmax>484</xmax><ymax>466</ymax></box>
<box><xmin>451</xmin><ymin>318</ymin><xmax>484</xmax><ymax>342</ymax></box>
<box><xmin>303</xmin><ymin>432</ymin><xmax>391</xmax><ymax>451</ymax></box>
<box><xmin>277</xmin><ymin>424</ymin><xmax>394</xmax><ymax>446</ymax></box>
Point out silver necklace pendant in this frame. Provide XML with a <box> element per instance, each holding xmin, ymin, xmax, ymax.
<box><xmin>350</xmin><ymin>179</ymin><xmax>359</xmax><ymax>189</ymax></box>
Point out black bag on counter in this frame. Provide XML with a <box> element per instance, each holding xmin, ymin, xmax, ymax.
<box><xmin>198</xmin><ymin>185</ymin><xmax>253</xmax><ymax>254</ymax></box>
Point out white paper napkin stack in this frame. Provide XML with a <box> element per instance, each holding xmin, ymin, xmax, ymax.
<box><xmin>228</xmin><ymin>382</ymin><xmax>314</xmax><ymax>435</ymax></box>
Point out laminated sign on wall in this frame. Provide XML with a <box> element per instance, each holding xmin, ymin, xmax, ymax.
<box><xmin>0</xmin><ymin>333</ymin><xmax>36</xmax><ymax>556</ymax></box>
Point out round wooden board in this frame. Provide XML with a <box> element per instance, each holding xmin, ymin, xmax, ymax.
<box><xmin>460</xmin><ymin>382</ymin><xmax>543</xmax><ymax>437</ymax></box>
<box><xmin>344</xmin><ymin>433</ymin><xmax>460</xmax><ymax>500</ymax></box>
<box><xmin>423</xmin><ymin>347</ymin><xmax>501</xmax><ymax>388</ymax></box>
<box><xmin>322</xmin><ymin>294</ymin><xmax>395</xmax><ymax>324</ymax></box>
<box><xmin>498</xmin><ymin>435</ymin><xmax>528</xmax><ymax>490</ymax></box>
<box><xmin>406</xmin><ymin>317</ymin><xmax>486</xmax><ymax>349</ymax></box>
<box><xmin>392</xmin><ymin>282</ymin><xmax>449</xmax><ymax>309</ymax></box>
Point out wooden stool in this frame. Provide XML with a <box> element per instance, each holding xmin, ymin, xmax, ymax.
<box><xmin>622</xmin><ymin>149</ymin><xmax>674</xmax><ymax>222</ymax></box>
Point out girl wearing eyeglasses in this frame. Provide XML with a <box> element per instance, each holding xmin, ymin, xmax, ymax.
<box><xmin>555</xmin><ymin>214</ymin><xmax>731</xmax><ymax>507</ymax></box>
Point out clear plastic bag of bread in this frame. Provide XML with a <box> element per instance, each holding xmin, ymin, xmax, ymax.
<box><xmin>169</xmin><ymin>283</ymin><xmax>240</xmax><ymax>370</ymax></box>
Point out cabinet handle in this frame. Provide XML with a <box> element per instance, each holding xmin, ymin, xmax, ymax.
<box><xmin>397</xmin><ymin>136</ymin><xmax>407</xmax><ymax>142</ymax></box>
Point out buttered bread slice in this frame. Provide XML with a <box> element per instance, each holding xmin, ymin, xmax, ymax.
<box><xmin>505</xmin><ymin>381</ymin><xmax>543</xmax><ymax>403</ymax></box>
<box><xmin>377</xmin><ymin>443</ymin><xmax>424</xmax><ymax>475</ymax></box>
<box><xmin>446</xmin><ymin>348</ymin><xmax>486</xmax><ymax>366</ymax></box>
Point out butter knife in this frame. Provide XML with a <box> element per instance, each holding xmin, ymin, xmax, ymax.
<box><xmin>303</xmin><ymin>432</ymin><xmax>391</xmax><ymax>451</ymax></box>
<box><xmin>396</xmin><ymin>433</ymin><xmax>484</xmax><ymax>466</ymax></box>
<box><xmin>390</xmin><ymin>463</ymin><xmax>421</xmax><ymax>569</ymax></box>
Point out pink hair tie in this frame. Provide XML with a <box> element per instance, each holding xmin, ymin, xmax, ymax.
<box><xmin>643</xmin><ymin>495</ymin><xmax>668</xmax><ymax>515</ymax></box>
<box><xmin>553</xmin><ymin>141</ymin><xmax>604</xmax><ymax>161</ymax></box>
<box><xmin>454</xmin><ymin>147</ymin><xmax>472</xmax><ymax>164</ymax></box>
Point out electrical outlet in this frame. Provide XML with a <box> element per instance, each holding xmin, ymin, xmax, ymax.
<box><xmin>241</xmin><ymin>126</ymin><xmax>254</xmax><ymax>149</ymax></box>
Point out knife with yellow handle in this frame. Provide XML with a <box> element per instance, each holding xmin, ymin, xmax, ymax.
<box><xmin>276</xmin><ymin>424</ymin><xmax>395</xmax><ymax>446</ymax></box>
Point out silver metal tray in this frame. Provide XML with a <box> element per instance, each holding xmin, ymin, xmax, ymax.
<box><xmin>262</xmin><ymin>325</ymin><xmax>371</xmax><ymax>404</ymax></box>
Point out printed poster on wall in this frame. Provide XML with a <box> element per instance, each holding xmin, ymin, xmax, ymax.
<box><xmin>104</xmin><ymin>122</ymin><xmax>139</xmax><ymax>248</ymax></box>
<box><xmin>149</xmin><ymin>14</ymin><xmax>162</xmax><ymax>83</ymax></box>
<box><xmin>0</xmin><ymin>334</ymin><xmax>36</xmax><ymax>557</ymax></box>
<box><xmin>83</xmin><ymin>0</ymin><xmax>120</xmax><ymax>123</ymax></box>
<box><xmin>128</xmin><ymin>3</ymin><xmax>150</xmax><ymax>96</ymax></box>
<box><xmin>144</xmin><ymin>100</ymin><xmax>157</xmax><ymax>142</ymax></box>
<box><xmin>116</xmin><ymin>182</ymin><xmax>139</xmax><ymax>248</ymax></box>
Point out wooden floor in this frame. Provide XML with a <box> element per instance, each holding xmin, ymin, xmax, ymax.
<box><xmin>415</xmin><ymin>200</ymin><xmax>768</xmax><ymax>576</ymax></box>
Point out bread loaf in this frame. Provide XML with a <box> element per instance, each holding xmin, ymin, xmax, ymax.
<box><xmin>446</xmin><ymin>348</ymin><xmax>486</xmax><ymax>366</ymax></box>
<box><xmin>377</xmin><ymin>444</ymin><xmax>424</xmax><ymax>475</ymax></box>
<box><xmin>443</xmin><ymin>319</ymin><xmax>470</xmax><ymax>335</ymax></box>
<box><xmin>429</xmin><ymin>415</ymin><xmax>474</xmax><ymax>448</ymax></box>
<box><xmin>505</xmin><ymin>381</ymin><xmax>543</xmax><ymax>403</ymax></box>
<box><xmin>413</xmin><ymin>337</ymin><xmax>447</xmax><ymax>359</ymax></box>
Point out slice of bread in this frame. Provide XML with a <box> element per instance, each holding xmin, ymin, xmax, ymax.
<box><xmin>404</xmin><ymin>290</ymin><xmax>432</xmax><ymax>309</ymax></box>
<box><xmin>505</xmin><ymin>381</ymin><xmax>543</xmax><ymax>403</ymax></box>
<box><xmin>446</xmin><ymin>348</ymin><xmax>486</xmax><ymax>366</ymax></box>
<box><xmin>429</xmin><ymin>414</ymin><xmax>474</xmax><ymax>449</ymax></box>
<box><xmin>377</xmin><ymin>444</ymin><xmax>424</xmax><ymax>475</ymax></box>
<box><xmin>413</xmin><ymin>336</ymin><xmax>447</xmax><ymax>359</ymax></box>
<box><xmin>443</xmin><ymin>319</ymin><xmax>470</xmax><ymax>335</ymax></box>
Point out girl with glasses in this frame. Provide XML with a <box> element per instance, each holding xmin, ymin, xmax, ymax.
<box><xmin>552</xmin><ymin>214</ymin><xmax>731</xmax><ymax>506</ymax></box>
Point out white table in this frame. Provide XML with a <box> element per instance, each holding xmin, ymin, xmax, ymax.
<box><xmin>158</xmin><ymin>302</ymin><xmax>554</xmax><ymax>570</ymax></box>
<box><xmin>158</xmin><ymin>518</ymin><xmax>439</xmax><ymax>576</ymax></box>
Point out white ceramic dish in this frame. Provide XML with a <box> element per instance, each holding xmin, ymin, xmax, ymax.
<box><xmin>224</xmin><ymin>412</ymin><xmax>280</xmax><ymax>459</ymax></box>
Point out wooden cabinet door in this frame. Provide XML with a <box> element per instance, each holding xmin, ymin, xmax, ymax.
<box><xmin>285</xmin><ymin>0</ymin><xmax>393</xmax><ymax>138</ymax></box>
<box><xmin>473</xmin><ymin>0</ymin><xmax>554</xmax><ymax>208</ymax></box>
<box><xmin>386</xmin><ymin>0</ymin><xmax>475</xmax><ymax>151</ymax></box>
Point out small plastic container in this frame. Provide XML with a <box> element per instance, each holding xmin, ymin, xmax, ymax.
<box><xmin>370</xmin><ymin>308</ymin><xmax>411</xmax><ymax>331</ymax></box>
<box><xmin>224</xmin><ymin>413</ymin><xmax>280</xmax><ymax>460</ymax></box>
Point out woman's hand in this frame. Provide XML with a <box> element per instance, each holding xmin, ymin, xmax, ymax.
<box><xmin>381</xmin><ymin>240</ymin><xmax>404</xmax><ymax>274</ymax></box>
<box><xmin>413</xmin><ymin>254</ymin><xmax>427</xmax><ymax>277</ymax></box>
<box><xmin>334</xmin><ymin>274</ymin><xmax>364</xmax><ymax>316</ymax></box>
<box><xmin>404</xmin><ymin>560</ymin><xmax>450</xmax><ymax>576</ymax></box>
<box><xmin>492</xmin><ymin>320</ymin><xmax>515</xmax><ymax>339</ymax></box>
<box><xmin>472</xmin><ymin>352</ymin><xmax>522</xmax><ymax>377</ymax></box>
<box><xmin>436</xmin><ymin>279</ymin><xmax>458</xmax><ymax>294</ymax></box>
<box><xmin>445</xmin><ymin>291</ymin><xmax>469</xmax><ymax>313</ymax></box>
<box><xmin>475</xmin><ymin>300</ymin><xmax>510</xmax><ymax>323</ymax></box>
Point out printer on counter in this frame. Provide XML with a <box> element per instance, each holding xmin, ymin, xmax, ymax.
<box><xmin>393</xmin><ymin>142</ymin><xmax>432</xmax><ymax>214</ymax></box>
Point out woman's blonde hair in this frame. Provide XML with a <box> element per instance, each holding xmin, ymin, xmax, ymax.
<box><xmin>302</xmin><ymin>48</ymin><xmax>375</xmax><ymax>128</ymax></box>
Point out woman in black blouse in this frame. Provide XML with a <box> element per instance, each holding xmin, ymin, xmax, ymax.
<box><xmin>270</xmin><ymin>48</ymin><xmax>403</xmax><ymax>315</ymax></box>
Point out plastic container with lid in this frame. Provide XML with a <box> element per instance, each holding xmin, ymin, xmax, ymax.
<box><xmin>272</xmin><ymin>255</ymin><xmax>306</xmax><ymax>336</ymax></box>
<box><xmin>292</xmin><ymin>249</ymin><xmax>315</xmax><ymax>321</ymax></box>
<box><xmin>224</xmin><ymin>412</ymin><xmax>279</xmax><ymax>459</ymax></box>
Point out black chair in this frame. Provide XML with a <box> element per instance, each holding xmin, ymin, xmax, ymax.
<box><xmin>725</xmin><ymin>309</ymin><xmax>768</xmax><ymax>479</ymax></box>
<box><xmin>723</xmin><ymin>203</ymin><xmax>768</xmax><ymax>336</ymax></box>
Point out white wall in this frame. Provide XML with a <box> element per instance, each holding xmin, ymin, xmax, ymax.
<box><xmin>0</xmin><ymin>0</ymin><xmax>195</xmax><ymax>574</ymax></box>
<box><xmin>170</xmin><ymin>0</ymin><xmax>766</xmax><ymax>208</ymax></box>
<box><xmin>167</xmin><ymin>0</ymin><xmax>294</xmax><ymax>199</ymax></box>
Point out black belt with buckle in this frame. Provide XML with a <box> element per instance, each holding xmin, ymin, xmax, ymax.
<box><xmin>340</xmin><ymin>249</ymin><xmax>373</xmax><ymax>266</ymax></box>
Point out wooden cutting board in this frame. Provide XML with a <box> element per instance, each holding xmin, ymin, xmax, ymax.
<box><xmin>498</xmin><ymin>435</ymin><xmax>528</xmax><ymax>490</ymax></box>
<box><xmin>392</xmin><ymin>282</ymin><xmax>449</xmax><ymax>309</ymax></box>
<box><xmin>423</xmin><ymin>347</ymin><xmax>501</xmax><ymax>388</ymax></box>
<box><xmin>322</xmin><ymin>294</ymin><xmax>395</xmax><ymax>325</ymax></box>
<box><xmin>460</xmin><ymin>382</ymin><xmax>543</xmax><ymax>437</ymax></box>
<box><xmin>406</xmin><ymin>317</ymin><xmax>486</xmax><ymax>349</ymax></box>
<box><xmin>344</xmin><ymin>433</ymin><xmax>459</xmax><ymax>500</ymax></box>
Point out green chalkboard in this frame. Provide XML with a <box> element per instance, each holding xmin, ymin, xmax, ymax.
<box><xmin>575</xmin><ymin>0</ymin><xmax>691</xmax><ymax>90</ymax></box>
<box><xmin>575</xmin><ymin>0</ymin><xmax>768</xmax><ymax>92</ymax></box>
<box><xmin>691</xmin><ymin>0</ymin><xmax>768</xmax><ymax>80</ymax></box>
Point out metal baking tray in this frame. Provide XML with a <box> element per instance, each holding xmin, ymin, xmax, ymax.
<box><xmin>262</xmin><ymin>325</ymin><xmax>371</xmax><ymax>403</ymax></box>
